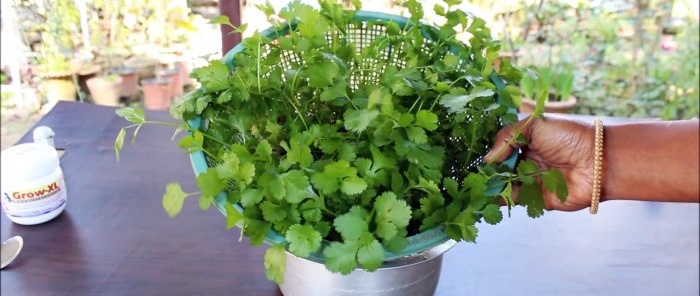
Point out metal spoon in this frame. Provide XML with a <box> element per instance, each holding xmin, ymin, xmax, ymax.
<box><xmin>1</xmin><ymin>236</ymin><xmax>23</xmax><ymax>269</ymax></box>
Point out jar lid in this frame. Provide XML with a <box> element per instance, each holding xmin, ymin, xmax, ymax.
<box><xmin>1</xmin><ymin>143</ymin><xmax>60</xmax><ymax>181</ymax></box>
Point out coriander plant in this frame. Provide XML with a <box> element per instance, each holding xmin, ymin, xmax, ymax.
<box><xmin>115</xmin><ymin>0</ymin><xmax>567</xmax><ymax>284</ymax></box>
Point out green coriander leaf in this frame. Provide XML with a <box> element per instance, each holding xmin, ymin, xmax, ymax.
<box><xmin>419</xmin><ymin>194</ymin><xmax>445</xmax><ymax>216</ymax></box>
<box><xmin>374</xmin><ymin>192</ymin><xmax>412</xmax><ymax>240</ymax></box>
<box><xmin>433</xmin><ymin>81</ymin><xmax>450</xmax><ymax>93</ymax></box>
<box><xmin>115</xmin><ymin>107</ymin><xmax>145</xmax><ymax>124</ymax></box>
<box><xmin>282</xmin><ymin>170</ymin><xmax>311</xmax><ymax>203</ymax></box>
<box><xmin>464</xmin><ymin>173</ymin><xmax>487</xmax><ymax>206</ymax></box>
<box><xmin>225</xmin><ymin>202</ymin><xmax>244</xmax><ymax>229</ymax></box>
<box><xmin>268</xmin><ymin>177</ymin><xmax>286</xmax><ymax>201</ymax></box>
<box><xmin>307</xmin><ymin>60</ymin><xmax>337</xmax><ymax>87</ymax></box>
<box><xmin>114</xmin><ymin>128</ymin><xmax>126</xmax><ymax>162</ymax></box>
<box><xmin>542</xmin><ymin>170</ymin><xmax>569</xmax><ymax>202</ymax></box>
<box><xmin>190</xmin><ymin>60</ymin><xmax>230</xmax><ymax>92</ymax></box>
<box><xmin>482</xmin><ymin>204</ymin><xmax>503</xmax><ymax>225</ymax></box>
<box><xmin>264</xmin><ymin>245</ymin><xmax>286</xmax><ymax>284</ymax></box>
<box><xmin>517</xmin><ymin>159</ymin><xmax>539</xmax><ymax>184</ymax></box>
<box><xmin>501</xmin><ymin>182</ymin><xmax>515</xmax><ymax>215</ymax></box>
<box><xmin>443</xmin><ymin>54</ymin><xmax>460</xmax><ymax>69</ymax></box>
<box><xmin>520</xmin><ymin>182</ymin><xmax>545</xmax><ymax>218</ymax></box>
<box><xmin>256</xmin><ymin>140</ymin><xmax>273</xmax><ymax>161</ymax></box>
<box><xmin>406</xmin><ymin>126</ymin><xmax>427</xmax><ymax>144</ymax></box>
<box><xmin>245</xmin><ymin>220</ymin><xmax>271</xmax><ymax>246</ymax></box>
<box><xmin>448</xmin><ymin>211</ymin><xmax>478</xmax><ymax>242</ymax></box>
<box><xmin>261</xmin><ymin>200</ymin><xmax>287</xmax><ymax>222</ymax></box>
<box><xmin>255</xmin><ymin>1</ymin><xmax>276</xmax><ymax>18</ymax></box>
<box><xmin>237</xmin><ymin>162</ymin><xmax>256</xmax><ymax>186</ymax></box>
<box><xmin>334</xmin><ymin>210</ymin><xmax>369</xmax><ymax>241</ymax></box>
<box><xmin>162</xmin><ymin>183</ymin><xmax>188</xmax><ymax>217</ymax></box>
<box><xmin>338</xmin><ymin>143</ymin><xmax>357</xmax><ymax>162</ymax></box>
<box><xmin>209</xmin><ymin>15</ymin><xmax>233</xmax><ymax>27</ymax></box>
<box><xmin>216</xmin><ymin>89</ymin><xmax>233</xmax><ymax>104</ymax></box>
<box><xmin>320</xmin><ymin>80</ymin><xmax>349</xmax><ymax>101</ymax></box>
<box><xmin>369</xmin><ymin>145</ymin><xmax>396</xmax><ymax>171</ymax></box>
<box><xmin>340</xmin><ymin>176</ymin><xmax>367</xmax><ymax>195</ymax></box>
<box><xmin>285</xmin><ymin>224</ymin><xmax>322</xmax><ymax>257</ymax></box>
<box><xmin>323</xmin><ymin>241</ymin><xmax>359</xmax><ymax>275</ymax></box>
<box><xmin>196</xmin><ymin>169</ymin><xmax>226</xmax><ymax>198</ymax></box>
<box><xmin>415</xmin><ymin>110</ymin><xmax>438</xmax><ymax>131</ymax></box>
<box><xmin>444</xmin><ymin>177</ymin><xmax>460</xmax><ymax>199</ymax></box>
<box><xmin>382</xmin><ymin>228</ymin><xmax>408</xmax><ymax>253</ymax></box>
<box><xmin>311</xmin><ymin>160</ymin><xmax>359</xmax><ymax>195</ymax></box>
<box><xmin>434</xmin><ymin>4</ymin><xmax>445</xmax><ymax>16</ymax></box>
<box><xmin>344</xmin><ymin>109</ymin><xmax>379</xmax><ymax>133</ymax></box>
<box><xmin>240</xmin><ymin>188</ymin><xmax>263</xmax><ymax>207</ymax></box>
<box><xmin>439</xmin><ymin>88</ymin><xmax>495</xmax><ymax>113</ymax></box>
<box><xmin>198</xmin><ymin>195</ymin><xmax>213</xmax><ymax>211</ymax></box>
<box><xmin>357</xmin><ymin>238</ymin><xmax>384</xmax><ymax>271</ymax></box>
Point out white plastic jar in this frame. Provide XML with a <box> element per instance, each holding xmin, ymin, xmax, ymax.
<box><xmin>1</xmin><ymin>143</ymin><xmax>67</xmax><ymax>225</ymax></box>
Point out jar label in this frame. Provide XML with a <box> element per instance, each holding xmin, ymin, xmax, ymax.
<box><xmin>2</xmin><ymin>177</ymin><xmax>67</xmax><ymax>218</ymax></box>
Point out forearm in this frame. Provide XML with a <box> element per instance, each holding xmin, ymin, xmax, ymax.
<box><xmin>602</xmin><ymin>119</ymin><xmax>699</xmax><ymax>203</ymax></box>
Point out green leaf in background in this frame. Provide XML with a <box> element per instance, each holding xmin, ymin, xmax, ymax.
<box><xmin>264</xmin><ymin>245</ymin><xmax>287</xmax><ymax>284</ymax></box>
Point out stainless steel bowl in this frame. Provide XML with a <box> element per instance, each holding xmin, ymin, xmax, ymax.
<box><xmin>278</xmin><ymin>240</ymin><xmax>457</xmax><ymax>296</ymax></box>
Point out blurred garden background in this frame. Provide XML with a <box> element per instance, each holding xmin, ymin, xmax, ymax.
<box><xmin>1</xmin><ymin>0</ymin><xmax>698</xmax><ymax>149</ymax></box>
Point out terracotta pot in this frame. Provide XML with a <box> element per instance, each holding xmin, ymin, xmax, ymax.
<box><xmin>175</xmin><ymin>60</ymin><xmax>191</xmax><ymax>87</ymax></box>
<box><xmin>519</xmin><ymin>95</ymin><xmax>578</xmax><ymax>114</ymax></box>
<box><xmin>38</xmin><ymin>71</ymin><xmax>77</xmax><ymax>102</ymax></box>
<box><xmin>158</xmin><ymin>68</ymin><xmax>183</xmax><ymax>97</ymax></box>
<box><xmin>115</xmin><ymin>67</ymin><xmax>139</xmax><ymax>98</ymax></box>
<box><xmin>76</xmin><ymin>65</ymin><xmax>101</xmax><ymax>96</ymax></box>
<box><xmin>86</xmin><ymin>76</ymin><xmax>122</xmax><ymax>106</ymax></box>
<box><xmin>141</xmin><ymin>77</ymin><xmax>172</xmax><ymax>110</ymax></box>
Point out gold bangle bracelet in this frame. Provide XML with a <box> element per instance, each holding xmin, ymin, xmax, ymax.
<box><xmin>590</xmin><ymin>117</ymin><xmax>604</xmax><ymax>214</ymax></box>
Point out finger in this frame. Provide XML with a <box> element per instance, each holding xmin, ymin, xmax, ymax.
<box><xmin>485</xmin><ymin>116</ymin><xmax>538</xmax><ymax>163</ymax></box>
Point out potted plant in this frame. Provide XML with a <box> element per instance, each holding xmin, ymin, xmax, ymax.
<box><xmin>86</xmin><ymin>72</ymin><xmax>122</xmax><ymax>106</ymax></box>
<box><xmin>115</xmin><ymin>1</ymin><xmax>568</xmax><ymax>294</ymax></box>
<box><xmin>140</xmin><ymin>76</ymin><xmax>172</xmax><ymax>110</ymax></box>
<box><xmin>518</xmin><ymin>64</ymin><xmax>577</xmax><ymax>114</ymax></box>
<box><xmin>35</xmin><ymin>51</ymin><xmax>77</xmax><ymax>103</ymax></box>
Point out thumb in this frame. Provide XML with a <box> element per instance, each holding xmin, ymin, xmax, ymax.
<box><xmin>484</xmin><ymin>116</ymin><xmax>537</xmax><ymax>163</ymax></box>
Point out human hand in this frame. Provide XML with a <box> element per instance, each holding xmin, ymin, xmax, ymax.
<box><xmin>485</xmin><ymin>115</ymin><xmax>596</xmax><ymax>211</ymax></box>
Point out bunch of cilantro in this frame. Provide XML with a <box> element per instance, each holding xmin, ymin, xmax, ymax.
<box><xmin>115</xmin><ymin>0</ymin><xmax>567</xmax><ymax>284</ymax></box>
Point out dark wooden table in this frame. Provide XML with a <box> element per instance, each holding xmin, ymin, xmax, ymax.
<box><xmin>2</xmin><ymin>101</ymin><xmax>698</xmax><ymax>296</ymax></box>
